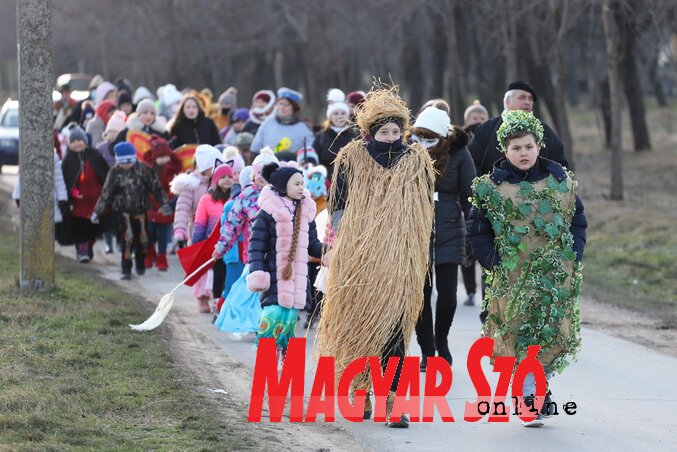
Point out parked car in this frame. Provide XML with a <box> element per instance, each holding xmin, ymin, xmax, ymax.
<box><xmin>0</xmin><ymin>99</ymin><xmax>19</xmax><ymax>172</ymax></box>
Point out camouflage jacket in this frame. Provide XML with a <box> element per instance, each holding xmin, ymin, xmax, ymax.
<box><xmin>94</xmin><ymin>162</ymin><xmax>169</xmax><ymax>217</ymax></box>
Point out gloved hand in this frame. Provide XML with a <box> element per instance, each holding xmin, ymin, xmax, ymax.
<box><xmin>70</xmin><ymin>187</ymin><xmax>82</xmax><ymax>199</ymax></box>
<box><xmin>159</xmin><ymin>203</ymin><xmax>173</xmax><ymax>217</ymax></box>
<box><xmin>90</xmin><ymin>213</ymin><xmax>99</xmax><ymax>224</ymax></box>
<box><xmin>174</xmin><ymin>228</ymin><xmax>187</xmax><ymax>242</ymax></box>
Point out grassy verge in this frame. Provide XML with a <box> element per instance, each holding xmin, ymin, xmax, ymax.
<box><xmin>0</xmin><ymin>209</ymin><xmax>256</xmax><ymax>449</ymax></box>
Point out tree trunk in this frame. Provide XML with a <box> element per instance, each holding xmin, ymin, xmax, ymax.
<box><xmin>17</xmin><ymin>0</ymin><xmax>55</xmax><ymax>292</ymax></box>
<box><xmin>616</xmin><ymin>5</ymin><xmax>651</xmax><ymax>151</ymax></box>
<box><xmin>444</xmin><ymin>2</ymin><xmax>467</xmax><ymax>123</ymax></box>
<box><xmin>602</xmin><ymin>0</ymin><xmax>624</xmax><ymax>201</ymax></box>
<box><xmin>647</xmin><ymin>50</ymin><xmax>668</xmax><ymax>107</ymax></box>
<box><xmin>402</xmin><ymin>16</ymin><xmax>423</xmax><ymax>111</ymax></box>
<box><xmin>429</xmin><ymin>8</ymin><xmax>447</xmax><ymax>99</ymax></box>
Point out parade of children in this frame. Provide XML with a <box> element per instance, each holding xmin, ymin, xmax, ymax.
<box><xmin>27</xmin><ymin>78</ymin><xmax>590</xmax><ymax>434</ymax></box>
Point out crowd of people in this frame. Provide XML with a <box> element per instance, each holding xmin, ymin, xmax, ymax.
<box><xmin>13</xmin><ymin>75</ymin><xmax>586</xmax><ymax>429</ymax></box>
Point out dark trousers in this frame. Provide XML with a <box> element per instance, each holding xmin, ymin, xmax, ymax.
<box><xmin>307</xmin><ymin>263</ymin><xmax>324</xmax><ymax>315</ymax></box>
<box><xmin>212</xmin><ymin>259</ymin><xmax>226</xmax><ymax>299</ymax></box>
<box><xmin>415</xmin><ymin>263</ymin><xmax>459</xmax><ymax>357</ymax></box>
<box><xmin>116</xmin><ymin>214</ymin><xmax>146</xmax><ymax>275</ymax></box>
<box><xmin>461</xmin><ymin>260</ymin><xmax>477</xmax><ymax>294</ymax></box>
<box><xmin>382</xmin><ymin>328</ymin><xmax>406</xmax><ymax>392</ymax></box>
<box><xmin>148</xmin><ymin>221</ymin><xmax>170</xmax><ymax>254</ymax></box>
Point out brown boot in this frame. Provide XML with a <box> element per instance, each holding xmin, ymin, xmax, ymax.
<box><xmin>386</xmin><ymin>391</ymin><xmax>409</xmax><ymax>428</ymax></box>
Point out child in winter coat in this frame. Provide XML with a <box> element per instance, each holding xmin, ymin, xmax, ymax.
<box><xmin>246</xmin><ymin>162</ymin><xmax>322</xmax><ymax>368</ymax></box>
<box><xmin>212</xmin><ymin>149</ymin><xmax>278</xmax><ymax>334</ymax></box>
<box><xmin>61</xmin><ymin>125</ymin><xmax>110</xmax><ymax>262</ymax></box>
<box><xmin>143</xmin><ymin>137</ymin><xmax>182</xmax><ymax>270</ymax></box>
<box><xmin>222</xmin><ymin>146</ymin><xmax>246</xmax><ymax>198</ymax></box>
<box><xmin>170</xmin><ymin>144</ymin><xmax>223</xmax><ymax>247</ymax></box>
<box><xmin>91</xmin><ymin>142</ymin><xmax>170</xmax><ymax>279</ymax></box>
<box><xmin>191</xmin><ymin>164</ymin><xmax>234</xmax><ymax>313</ymax></box>
<box><xmin>467</xmin><ymin>110</ymin><xmax>587</xmax><ymax>428</ymax></box>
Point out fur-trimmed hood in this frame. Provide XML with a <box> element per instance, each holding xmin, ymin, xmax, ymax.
<box><xmin>126</xmin><ymin>112</ymin><xmax>167</xmax><ymax>135</ymax></box>
<box><xmin>169</xmin><ymin>171</ymin><xmax>208</xmax><ymax>195</ymax></box>
<box><xmin>257</xmin><ymin>185</ymin><xmax>316</xmax><ymax>222</ymax></box>
<box><xmin>447</xmin><ymin>125</ymin><xmax>469</xmax><ymax>154</ymax></box>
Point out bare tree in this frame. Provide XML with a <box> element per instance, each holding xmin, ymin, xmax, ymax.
<box><xmin>602</xmin><ymin>0</ymin><xmax>624</xmax><ymax>201</ymax></box>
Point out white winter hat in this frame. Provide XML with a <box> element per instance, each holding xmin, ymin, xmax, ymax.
<box><xmin>162</xmin><ymin>84</ymin><xmax>183</xmax><ymax>107</ymax></box>
<box><xmin>132</xmin><ymin>86</ymin><xmax>154</xmax><ymax>105</ymax></box>
<box><xmin>414</xmin><ymin>106</ymin><xmax>451</xmax><ymax>138</ymax></box>
<box><xmin>194</xmin><ymin>144</ymin><xmax>224</xmax><ymax>173</ymax></box>
<box><xmin>326</xmin><ymin>101</ymin><xmax>350</xmax><ymax>119</ymax></box>
<box><xmin>326</xmin><ymin>88</ymin><xmax>345</xmax><ymax>104</ymax></box>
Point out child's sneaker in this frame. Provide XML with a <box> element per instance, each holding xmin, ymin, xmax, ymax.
<box><xmin>120</xmin><ymin>272</ymin><xmax>132</xmax><ymax>280</ymax></box>
<box><xmin>463</xmin><ymin>293</ymin><xmax>475</xmax><ymax>306</ymax></box>
<box><xmin>522</xmin><ymin>413</ymin><xmax>544</xmax><ymax>428</ymax></box>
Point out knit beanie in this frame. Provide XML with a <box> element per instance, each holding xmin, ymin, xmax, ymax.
<box><xmin>326</xmin><ymin>101</ymin><xmax>350</xmax><ymax>120</ymax></box>
<box><xmin>218</xmin><ymin>87</ymin><xmax>238</xmax><ymax>108</ymax></box>
<box><xmin>252</xmin><ymin>147</ymin><xmax>279</xmax><ymax>179</ymax></box>
<box><xmin>222</xmin><ymin>146</ymin><xmax>246</xmax><ymax>174</ymax></box>
<box><xmin>136</xmin><ymin>98</ymin><xmax>156</xmax><ymax>115</ymax></box>
<box><xmin>296</xmin><ymin>147</ymin><xmax>319</xmax><ymax>165</ymax></box>
<box><xmin>463</xmin><ymin>100</ymin><xmax>489</xmax><ymax>124</ymax></box>
<box><xmin>261</xmin><ymin>162</ymin><xmax>302</xmax><ymax>195</ymax></box>
<box><xmin>211</xmin><ymin>164</ymin><xmax>234</xmax><ymax>187</ymax></box>
<box><xmin>118</xmin><ymin>91</ymin><xmax>133</xmax><ymax>107</ymax></box>
<box><xmin>194</xmin><ymin>144</ymin><xmax>223</xmax><ymax>173</ymax></box>
<box><xmin>414</xmin><ymin>106</ymin><xmax>451</xmax><ymax>138</ymax></box>
<box><xmin>346</xmin><ymin>90</ymin><xmax>366</xmax><ymax>106</ymax></box>
<box><xmin>133</xmin><ymin>86</ymin><xmax>154</xmax><ymax>105</ymax></box>
<box><xmin>236</xmin><ymin>132</ymin><xmax>254</xmax><ymax>151</ymax></box>
<box><xmin>326</xmin><ymin>88</ymin><xmax>345</xmax><ymax>104</ymax></box>
<box><xmin>368</xmin><ymin>117</ymin><xmax>404</xmax><ymax>140</ymax></box>
<box><xmin>95</xmin><ymin>81</ymin><xmax>116</xmax><ymax>106</ymax></box>
<box><xmin>114</xmin><ymin>142</ymin><xmax>137</xmax><ymax>164</ymax></box>
<box><xmin>68</xmin><ymin>125</ymin><xmax>87</xmax><ymax>144</ymax></box>
<box><xmin>105</xmin><ymin>111</ymin><xmax>127</xmax><ymax>134</ymax></box>
<box><xmin>239</xmin><ymin>166</ymin><xmax>253</xmax><ymax>187</ymax></box>
<box><xmin>232</xmin><ymin>108</ymin><xmax>249</xmax><ymax>122</ymax></box>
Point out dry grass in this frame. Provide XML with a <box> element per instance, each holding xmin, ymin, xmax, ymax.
<box><xmin>568</xmin><ymin>100</ymin><xmax>677</xmax><ymax>325</ymax></box>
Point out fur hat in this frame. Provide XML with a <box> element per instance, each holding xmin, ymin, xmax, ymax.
<box><xmin>105</xmin><ymin>111</ymin><xmax>127</xmax><ymax>134</ymax></box>
<box><xmin>326</xmin><ymin>88</ymin><xmax>345</xmax><ymax>104</ymax></box>
<box><xmin>218</xmin><ymin>87</ymin><xmax>238</xmax><ymax>108</ymax></box>
<box><xmin>414</xmin><ymin>106</ymin><xmax>450</xmax><ymax>138</ymax></box>
<box><xmin>296</xmin><ymin>147</ymin><xmax>319</xmax><ymax>165</ymax></box>
<box><xmin>261</xmin><ymin>162</ymin><xmax>302</xmax><ymax>195</ymax></box>
<box><xmin>327</xmin><ymin>101</ymin><xmax>350</xmax><ymax>120</ymax></box>
<box><xmin>222</xmin><ymin>146</ymin><xmax>245</xmax><ymax>174</ymax></box>
<box><xmin>211</xmin><ymin>164</ymin><xmax>234</xmax><ymax>187</ymax></box>
<box><xmin>507</xmin><ymin>80</ymin><xmax>537</xmax><ymax>103</ymax></box>
<box><xmin>68</xmin><ymin>125</ymin><xmax>87</xmax><ymax>144</ymax></box>
<box><xmin>194</xmin><ymin>144</ymin><xmax>223</xmax><ymax>173</ymax></box>
<box><xmin>304</xmin><ymin>165</ymin><xmax>328</xmax><ymax>198</ymax></box>
<box><xmin>114</xmin><ymin>141</ymin><xmax>136</xmax><ymax>164</ymax></box>
<box><xmin>132</xmin><ymin>86</ymin><xmax>154</xmax><ymax>105</ymax></box>
<box><xmin>162</xmin><ymin>84</ymin><xmax>183</xmax><ymax>107</ymax></box>
<box><xmin>463</xmin><ymin>100</ymin><xmax>489</xmax><ymax>125</ymax></box>
<box><xmin>277</xmin><ymin>87</ymin><xmax>303</xmax><ymax>110</ymax></box>
<box><xmin>136</xmin><ymin>98</ymin><xmax>157</xmax><ymax>115</ymax></box>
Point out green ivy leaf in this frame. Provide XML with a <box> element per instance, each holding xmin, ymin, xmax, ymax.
<box><xmin>562</xmin><ymin>248</ymin><xmax>576</xmax><ymax>261</ymax></box>
<box><xmin>518</xmin><ymin>242</ymin><xmax>526</xmax><ymax>252</ymax></box>
<box><xmin>533</xmin><ymin>217</ymin><xmax>545</xmax><ymax>230</ymax></box>
<box><xmin>545</xmin><ymin>224</ymin><xmax>559</xmax><ymax>238</ymax></box>
<box><xmin>476</xmin><ymin>182</ymin><xmax>492</xmax><ymax>199</ymax></box>
<box><xmin>547</xmin><ymin>176</ymin><xmax>559</xmax><ymax>190</ymax></box>
<box><xmin>538</xmin><ymin>200</ymin><xmax>552</xmax><ymax>214</ymax></box>
<box><xmin>505</xmin><ymin>255</ymin><xmax>519</xmax><ymax>272</ymax></box>
<box><xmin>514</xmin><ymin>225</ymin><xmax>529</xmax><ymax>234</ymax></box>
<box><xmin>518</xmin><ymin>181</ymin><xmax>534</xmax><ymax>197</ymax></box>
<box><xmin>557</xmin><ymin>180</ymin><xmax>569</xmax><ymax>193</ymax></box>
<box><xmin>518</xmin><ymin>204</ymin><xmax>532</xmax><ymax>217</ymax></box>
<box><xmin>553</xmin><ymin>213</ymin><xmax>564</xmax><ymax>228</ymax></box>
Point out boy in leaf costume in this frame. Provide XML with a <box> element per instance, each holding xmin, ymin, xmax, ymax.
<box><xmin>467</xmin><ymin>110</ymin><xmax>587</xmax><ymax>427</ymax></box>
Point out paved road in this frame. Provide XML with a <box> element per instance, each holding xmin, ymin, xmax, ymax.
<box><xmin>2</xmin><ymin>168</ymin><xmax>675</xmax><ymax>452</ymax></box>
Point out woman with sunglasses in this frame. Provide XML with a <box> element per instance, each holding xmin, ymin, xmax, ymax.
<box><xmin>407</xmin><ymin>100</ymin><xmax>476</xmax><ymax>371</ymax></box>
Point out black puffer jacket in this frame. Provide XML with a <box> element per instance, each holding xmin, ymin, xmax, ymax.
<box><xmin>313</xmin><ymin>126</ymin><xmax>359</xmax><ymax>179</ymax></box>
<box><xmin>467</xmin><ymin>115</ymin><xmax>568</xmax><ymax>176</ymax></box>
<box><xmin>430</xmin><ymin>127</ymin><xmax>477</xmax><ymax>265</ymax></box>
<box><xmin>169</xmin><ymin>113</ymin><xmax>221</xmax><ymax>149</ymax></box>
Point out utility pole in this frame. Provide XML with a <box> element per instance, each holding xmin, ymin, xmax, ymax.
<box><xmin>17</xmin><ymin>0</ymin><xmax>55</xmax><ymax>292</ymax></box>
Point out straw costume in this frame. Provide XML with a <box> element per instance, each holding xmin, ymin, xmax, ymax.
<box><xmin>317</xmin><ymin>84</ymin><xmax>435</xmax><ymax>427</ymax></box>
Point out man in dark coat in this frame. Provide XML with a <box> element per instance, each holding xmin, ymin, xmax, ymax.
<box><xmin>467</xmin><ymin>81</ymin><xmax>569</xmax><ymax>177</ymax></box>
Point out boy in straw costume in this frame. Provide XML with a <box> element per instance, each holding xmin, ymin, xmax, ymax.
<box><xmin>317</xmin><ymin>84</ymin><xmax>435</xmax><ymax>428</ymax></box>
<box><xmin>467</xmin><ymin>110</ymin><xmax>586</xmax><ymax>427</ymax></box>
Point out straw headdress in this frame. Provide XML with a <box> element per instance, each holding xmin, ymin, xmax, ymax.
<box><xmin>355</xmin><ymin>83</ymin><xmax>411</xmax><ymax>135</ymax></box>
